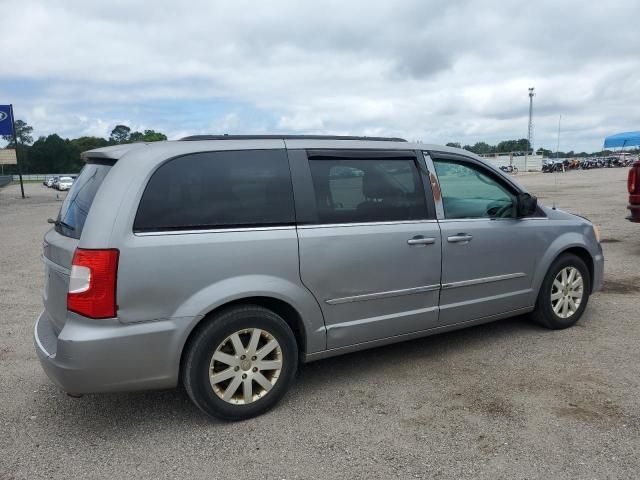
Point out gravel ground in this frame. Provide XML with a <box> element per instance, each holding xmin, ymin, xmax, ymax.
<box><xmin>1</xmin><ymin>169</ymin><xmax>639</xmax><ymax>480</ymax></box>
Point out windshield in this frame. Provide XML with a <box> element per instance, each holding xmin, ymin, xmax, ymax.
<box><xmin>56</xmin><ymin>163</ymin><xmax>112</xmax><ymax>239</ymax></box>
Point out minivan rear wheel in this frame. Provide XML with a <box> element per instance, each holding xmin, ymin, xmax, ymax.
<box><xmin>182</xmin><ymin>305</ymin><xmax>298</xmax><ymax>421</ymax></box>
<box><xmin>531</xmin><ymin>253</ymin><xmax>591</xmax><ymax>329</ymax></box>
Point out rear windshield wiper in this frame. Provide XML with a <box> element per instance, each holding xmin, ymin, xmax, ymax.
<box><xmin>47</xmin><ymin>218</ymin><xmax>75</xmax><ymax>231</ymax></box>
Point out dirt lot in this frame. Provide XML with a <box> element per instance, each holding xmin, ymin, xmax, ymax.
<box><xmin>1</xmin><ymin>169</ymin><xmax>639</xmax><ymax>479</ymax></box>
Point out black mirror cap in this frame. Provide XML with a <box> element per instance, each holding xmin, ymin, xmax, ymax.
<box><xmin>517</xmin><ymin>193</ymin><xmax>538</xmax><ymax>217</ymax></box>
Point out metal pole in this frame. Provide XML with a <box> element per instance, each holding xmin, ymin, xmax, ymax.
<box><xmin>556</xmin><ymin>114</ymin><xmax>562</xmax><ymax>157</ymax></box>
<box><xmin>9</xmin><ymin>104</ymin><xmax>25</xmax><ymax>199</ymax></box>
<box><xmin>526</xmin><ymin>87</ymin><xmax>535</xmax><ymax>172</ymax></box>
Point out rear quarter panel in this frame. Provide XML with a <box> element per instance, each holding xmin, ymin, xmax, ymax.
<box><xmin>81</xmin><ymin>141</ymin><xmax>326</xmax><ymax>354</ymax></box>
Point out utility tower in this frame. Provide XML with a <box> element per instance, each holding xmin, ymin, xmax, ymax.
<box><xmin>526</xmin><ymin>87</ymin><xmax>535</xmax><ymax>171</ymax></box>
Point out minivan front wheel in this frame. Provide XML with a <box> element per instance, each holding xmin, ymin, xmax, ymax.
<box><xmin>183</xmin><ymin>305</ymin><xmax>298</xmax><ymax>421</ymax></box>
<box><xmin>532</xmin><ymin>253</ymin><xmax>591</xmax><ymax>329</ymax></box>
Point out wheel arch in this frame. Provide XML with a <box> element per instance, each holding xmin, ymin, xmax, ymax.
<box><xmin>530</xmin><ymin>236</ymin><xmax>596</xmax><ymax>304</ymax></box>
<box><xmin>531</xmin><ymin>237</ymin><xmax>595</xmax><ymax>305</ymax></box>
<box><xmin>179</xmin><ymin>295</ymin><xmax>310</xmax><ymax>380</ymax></box>
<box><xmin>559</xmin><ymin>246</ymin><xmax>594</xmax><ymax>288</ymax></box>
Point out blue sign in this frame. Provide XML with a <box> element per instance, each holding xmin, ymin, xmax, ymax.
<box><xmin>0</xmin><ymin>105</ymin><xmax>14</xmax><ymax>136</ymax></box>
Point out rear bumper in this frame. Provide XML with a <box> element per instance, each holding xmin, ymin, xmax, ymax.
<box><xmin>34</xmin><ymin>310</ymin><xmax>195</xmax><ymax>394</ymax></box>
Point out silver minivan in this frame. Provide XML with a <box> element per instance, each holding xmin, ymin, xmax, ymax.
<box><xmin>35</xmin><ymin>135</ymin><xmax>604</xmax><ymax>420</ymax></box>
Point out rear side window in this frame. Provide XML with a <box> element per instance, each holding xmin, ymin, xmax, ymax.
<box><xmin>308</xmin><ymin>157</ymin><xmax>429</xmax><ymax>224</ymax></box>
<box><xmin>134</xmin><ymin>149</ymin><xmax>294</xmax><ymax>232</ymax></box>
<box><xmin>56</xmin><ymin>163</ymin><xmax>112</xmax><ymax>239</ymax></box>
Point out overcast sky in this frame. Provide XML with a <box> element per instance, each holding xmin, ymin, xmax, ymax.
<box><xmin>2</xmin><ymin>0</ymin><xmax>639</xmax><ymax>152</ymax></box>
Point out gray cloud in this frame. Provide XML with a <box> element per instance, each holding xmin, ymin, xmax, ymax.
<box><xmin>1</xmin><ymin>0</ymin><xmax>639</xmax><ymax>151</ymax></box>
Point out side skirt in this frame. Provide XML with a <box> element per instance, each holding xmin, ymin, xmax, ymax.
<box><xmin>303</xmin><ymin>306</ymin><xmax>534</xmax><ymax>363</ymax></box>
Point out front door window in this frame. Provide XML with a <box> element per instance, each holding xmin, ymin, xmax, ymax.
<box><xmin>433</xmin><ymin>160</ymin><xmax>517</xmax><ymax>219</ymax></box>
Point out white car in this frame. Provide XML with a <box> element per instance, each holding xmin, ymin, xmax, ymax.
<box><xmin>57</xmin><ymin>176</ymin><xmax>74</xmax><ymax>191</ymax></box>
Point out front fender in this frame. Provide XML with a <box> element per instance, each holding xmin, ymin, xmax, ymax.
<box><xmin>529</xmin><ymin>231</ymin><xmax>597</xmax><ymax>305</ymax></box>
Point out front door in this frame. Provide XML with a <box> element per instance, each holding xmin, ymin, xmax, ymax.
<box><xmin>428</xmin><ymin>154</ymin><xmax>538</xmax><ymax>326</ymax></box>
<box><xmin>295</xmin><ymin>150</ymin><xmax>442</xmax><ymax>349</ymax></box>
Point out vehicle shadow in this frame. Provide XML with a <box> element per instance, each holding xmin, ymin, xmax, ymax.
<box><xmin>35</xmin><ymin>314</ymin><xmax>541</xmax><ymax>431</ymax></box>
<box><xmin>297</xmin><ymin>314</ymin><xmax>540</xmax><ymax>389</ymax></box>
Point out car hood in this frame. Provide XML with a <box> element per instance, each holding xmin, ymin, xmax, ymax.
<box><xmin>540</xmin><ymin>204</ymin><xmax>591</xmax><ymax>224</ymax></box>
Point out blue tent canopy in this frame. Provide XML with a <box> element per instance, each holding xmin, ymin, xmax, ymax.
<box><xmin>603</xmin><ymin>131</ymin><xmax>640</xmax><ymax>148</ymax></box>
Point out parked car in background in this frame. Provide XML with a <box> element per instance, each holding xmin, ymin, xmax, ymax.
<box><xmin>628</xmin><ymin>160</ymin><xmax>640</xmax><ymax>222</ymax></box>
<box><xmin>34</xmin><ymin>135</ymin><xmax>604</xmax><ymax>421</ymax></box>
<box><xmin>50</xmin><ymin>177</ymin><xmax>60</xmax><ymax>189</ymax></box>
<box><xmin>57</xmin><ymin>176</ymin><xmax>74</xmax><ymax>191</ymax></box>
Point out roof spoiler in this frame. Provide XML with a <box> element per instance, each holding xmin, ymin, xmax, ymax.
<box><xmin>81</xmin><ymin>143</ymin><xmax>149</xmax><ymax>163</ymax></box>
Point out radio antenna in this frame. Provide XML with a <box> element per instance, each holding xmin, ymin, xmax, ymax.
<box><xmin>553</xmin><ymin>114</ymin><xmax>562</xmax><ymax>209</ymax></box>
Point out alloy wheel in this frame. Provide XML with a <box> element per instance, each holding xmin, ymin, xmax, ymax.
<box><xmin>209</xmin><ymin>328</ymin><xmax>283</xmax><ymax>405</ymax></box>
<box><xmin>550</xmin><ymin>266</ymin><xmax>584</xmax><ymax>319</ymax></box>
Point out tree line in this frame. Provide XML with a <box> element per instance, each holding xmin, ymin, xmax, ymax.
<box><xmin>444</xmin><ymin>139</ymin><xmax>623</xmax><ymax>159</ymax></box>
<box><xmin>1</xmin><ymin>121</ymin><xmax>167</xmax><ymax>175</ymax></box>
<box><xmin>2</xmin><ymin>120</ymin><xmax>633</xmax><ymax>175</ymax></box>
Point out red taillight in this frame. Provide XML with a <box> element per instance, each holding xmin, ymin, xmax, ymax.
<box><xmin>629</xmin><ymin>164</ymin><xmax>639</xmax><ymax>194</ymax></box>
<box><xmin>67</xmin><ymin>248</ymin><xmax>119</xmax><ymax>319</ymax></box>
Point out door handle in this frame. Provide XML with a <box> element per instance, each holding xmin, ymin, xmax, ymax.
<box><xmin>447</xmin><ymin>233</ymin><xmax>473</xmax><ymax>243</ymax></box>
<box><xmin>407</xmin><ymin>236</ymin><xmax>436</xmax><ymax>246</ymax></box>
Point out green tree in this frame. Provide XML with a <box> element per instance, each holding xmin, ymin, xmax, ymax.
<box><xmin>445</xmin><ymin>142</ymin><xmax>461</xmax><ymax>148</ymax></box>
<box><xmin>71</xmin><ymin>136</ymin><xmax>109</xmax><ymax>153</ymax></box>
<box><xmin>536</xmin><ymin>148</ymin><xmax>553</xmax><ymax>157</ymax></box>
<box><xmin>496</xmin><ymin>140</ymin><xmax>517</xmax><ymax>153</ymax></box>
<box><xmin>141</xmin><ymin>129</ymin><xmax>167</xmax><ymax>142</ymax></box>
<box><xmin>496</xmin><ymin>139</ymin><xmax>530</xmax><ymax>153</ymax></box>
<box><xmin>515</xmin><ymin>138</ymin><xmax>531</xmax><ymax>152</ymax></box>
<box><xmin>129</xmin><ymin>129</ymin><xmax>168</xmax><ymax>142</ymax></box>
<box><xmin>28</xmin><ymin>134</ymin><xmax>82</xmax><ymax>173</ymax></box>
<box><xmin>109</xmin><ymin>124</ymin><xmax>131</xmax><ymax>144</ymax></box>
<box><xmin>2</xmin><ymin>119</ymin><xmax>34</xmax><ymax>146</ymax></box>
<box><xmin>468</xmin><ymin>142</ymin><xmax>495</xmax><ymax>155</ymax></box>
<box><xmin>129</xmin><ymin>131</ymin><xmax>144</xmax><ymax>142</ymax></box>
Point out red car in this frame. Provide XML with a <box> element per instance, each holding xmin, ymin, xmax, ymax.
<box><xmin>628</xmin><ymin>160</ymin><xmax>640</xmax><ymax>222</ymax></box>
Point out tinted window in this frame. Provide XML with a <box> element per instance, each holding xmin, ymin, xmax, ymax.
<box><xmin>56</xmin><ymin>163</ymin><xmax>112</xmax><ymax>239</ymax></box>
<box><xmin>134</xmin><ymin>149</ymin><xmax>294</xmax><ymax>232</ymax></box>
<box><xmin>433</xmin><ymin>159</ymin><xmax>517</xmax><ymax>219</ymax></box>
<box><xmin>308</xmin><ymin>157</ymin><xmax>428</xmax><ymax>224</ymax></box>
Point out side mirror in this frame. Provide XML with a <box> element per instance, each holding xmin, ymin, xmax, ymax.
<box><xmin>517</xmin><ymin>192</ymin><xmax>537</xmax><ymax>217</ymax></box>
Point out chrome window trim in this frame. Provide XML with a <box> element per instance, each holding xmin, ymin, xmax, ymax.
<box><xmin>437</xmin><ymin>217</ymin><xmax>549</xmax><ymax>223</ymax></box>
<box><xmin>298</xmin><ymin>219</ymin><xmax>438</xmax><ymax>230</ymax></box>
<box><xmin>422</xmin><ymin>152</ymin><xmax>445</xmax><ymax>220</ymax></box>
<box><xmin>134</xmin><ymin>225</ymin><xmax>296</xmax><ymax>236</ymax></box>
<box><xmin>326</xmin><ymin>305</ymin><xmax>440</xmax><ymax>330</ymax></box>
<box><xmin>134</xmin><ymin>217</ymin><xmax>545</xmax><ymax>236</ymax></box>
<box><xmin>326</xmin><ymin>284</ymin><xmax>440</xmax><ymax>305</ymax></box>
<box><xmin>442</xmin><ymin>272</ymin><xmax>526</xmax><ymax>290</ymax></box>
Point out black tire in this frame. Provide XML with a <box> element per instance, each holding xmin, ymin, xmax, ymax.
<box><xmin>531</xmin><ymin>253</ymin><xmax>591</xmax><ymax>329</ymax></box>
<box><xmin>182</xmin><ymin>305</ymin><xmax>298</xmax><ymax>421</ymax></box>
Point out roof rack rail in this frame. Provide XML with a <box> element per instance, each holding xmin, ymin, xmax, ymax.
<box><xmin>179</xmin><ymin>134</ymin><xmax>407</xmax><ymax>142</ymax></box>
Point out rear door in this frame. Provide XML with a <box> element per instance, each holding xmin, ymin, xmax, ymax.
<box><xmin>43</xmin><ymin>162</ymin><xmax>113</xmax><ymax>333</ymax></box>
<box><xmin>291</xmin><ymin>149</ymin><xmax>442</xmax><ymax>349</ymax></box>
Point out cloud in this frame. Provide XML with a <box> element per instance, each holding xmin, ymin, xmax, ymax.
<box><xmin>1</xmin><ymin>0</ymin><xmax>639</xmax><ymax>151</ymax></box>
